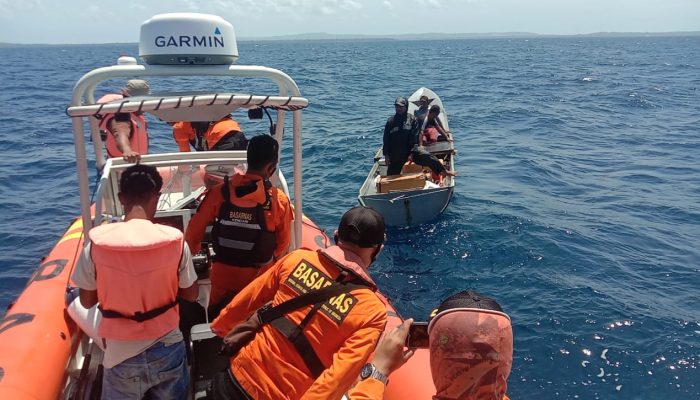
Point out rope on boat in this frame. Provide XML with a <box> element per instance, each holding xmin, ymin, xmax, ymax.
<box><xmin>371</xmin><ymin>189</ymin><xmax>451</xmax><ymax>204</ymax></box>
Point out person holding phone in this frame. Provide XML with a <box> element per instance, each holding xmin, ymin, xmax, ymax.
<box><xmin>347</xmin><ymin>290</ymin><xmax>514</xmax><ymax>400</ymax></box>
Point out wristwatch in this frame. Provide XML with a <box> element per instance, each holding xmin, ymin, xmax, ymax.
<box><xmin>360</xmin><ymin>363</ymin><xmax>388</xmax><ymax>385</ymax></box>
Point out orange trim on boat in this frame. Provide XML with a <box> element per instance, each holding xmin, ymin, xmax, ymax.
<box><xmin>0</xmin><ymin>225</ymin><xmax>84</xmax><ymax>399</ymax></box>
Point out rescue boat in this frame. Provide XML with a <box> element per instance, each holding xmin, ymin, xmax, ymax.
<box><xmin>0</xmin><ymin>13</ymin><xmax>434</xmax><ymax>399</ymax></box>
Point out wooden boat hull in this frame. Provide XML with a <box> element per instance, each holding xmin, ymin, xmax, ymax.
<box><xmin>359</xmin><ymin>185</ymin><xmax>454</xmax><ymax>227</ymax></box>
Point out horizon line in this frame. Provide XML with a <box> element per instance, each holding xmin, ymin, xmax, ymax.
<box><xmin>2</xmin><ymin>30</ymin><xmax>699</xmax><ymax>47</ymax></box>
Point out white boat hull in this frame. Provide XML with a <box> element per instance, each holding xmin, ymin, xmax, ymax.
<box><xmin>359</xmin><ymin>185</ymin><xmax>453</xmax><ymax>226</ymax></box>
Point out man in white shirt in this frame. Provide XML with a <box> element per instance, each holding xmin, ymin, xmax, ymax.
<box><xmin>71</xmin><ymin>164</ymin><xmax>198</xmax><ymax>400</ymax></box>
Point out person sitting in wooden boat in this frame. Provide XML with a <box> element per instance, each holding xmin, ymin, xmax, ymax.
<box><xmin>421</xmin><ymin>105</ymin><xmax>453</xmax><ymax>145</ymax></box>
<box><xmin>70</xmin><ymin>164</ymin><xmax>199</xmax><ymax>400</ymax></box>
<box><xmin>347</xmin><ymin>290</ymin><xmax>514</xmax><ymax>400</ymax></box>
<box><xmin>410</xmin><ymin>144</ymin><xmax>457</xmax><ymax>179</ymax></box>
<box><xmin>413</xmin><ymin>95</ymin><xmax>432</xmax><ymax>122</ymax></box>
<box><xmin>95</xmin><ymin>79</ymin><xmax>151</xmax><ymax>163</ymax></box>
<box><xmin>210</xmin><ymin>206</ymin><xmax>388</xmax><ymax>400</ymax></box>
<box><xmin>185</xmin><ymin>134</ymin><xmax>292</xmax><ymax>312</ymax></box>
<box><xmin>384</xmin><ymin>96</ymin><xmax>420</xmax><ymax>176</ymax></box>
<box><xmin>172</xmin><ymin>114</ymin><xmax>248</xmax><ymax>152</ymax></box>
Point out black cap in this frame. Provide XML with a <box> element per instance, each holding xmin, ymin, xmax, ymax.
<box><xmin>337</xmin><ymin>206</ymin><xmax>386</xmax><ymax>248</ymax></box>
<box><xmin>394</xmin><ymin>96</ymin><xmax>408</xmax><ymax>107</ymax></box>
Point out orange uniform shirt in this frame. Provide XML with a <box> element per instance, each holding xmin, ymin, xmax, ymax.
<box><xmin>211</xmin><ymin>248</ymin><xmax>387</xmax><ymax>400</ymax></box>
<box><xmin>185</xmin><ymin>173</ymin><xmax>292</xmax><ymax>299</ymax></box>
<box><xmin>172</xmin><ymin>117</ymin><xmax>242</xmax><ymax>152</ymax></box>
<box><xmin>172</xmin><ymin>121</ymin><xmax>197</xmax><ymax>152</ymax></box>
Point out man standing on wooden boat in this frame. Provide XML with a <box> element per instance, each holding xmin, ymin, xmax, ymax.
<box><xmin>209</xmin><ymin>206</ymin><xmax>388</xmax><ymax>400</ymax></box>
<box><xmin>383</xmin><ymin>96</ymin><xmax>419</xmax><ymax>176</ymax></box>
<box><xmin>185</xmin><ymin>134</ymin><xmax>292</xmax><ymax>311</ymax></box>
<box><xmin>71</xmin><ymin>164</ymin><xmax>199</xmax><ymax>400</ymax></box>
<box><xmin>96</xmin><ymin>79</ymin><xmax>151</xmax><ymax>163</ymax></box>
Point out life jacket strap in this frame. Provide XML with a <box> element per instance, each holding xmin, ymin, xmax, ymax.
<box><xmin>99</xmin><ymin>299</ymin><xmax>178</xmax><ymax>323</ymax></box>
<box><xmin>270</xmin><ymin>316</ymin><xmax>325</xmax><ymax>378</ymax></box>
<box><xmin>263</xmin><ymin>271</ymin><xmax>367</xmax><ymax>378</ymax></box>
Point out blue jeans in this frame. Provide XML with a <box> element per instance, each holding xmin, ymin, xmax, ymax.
<box><xmin>102</xmin><ymin>340</ymin><xmax>189</xmax><ymax>400</ymax></box>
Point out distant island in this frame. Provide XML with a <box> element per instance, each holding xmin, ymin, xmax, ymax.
<box><xmin>240</xmin><ymin>31</ymin><xmax>700</xmax><ymax>42</ymax></box>
<box><xmin>2</xmin><ymin>31</ymin><xmax>699</xmax><ymax>47</ymax></box>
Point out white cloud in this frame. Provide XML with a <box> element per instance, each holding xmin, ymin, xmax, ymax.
<box><xmin>382</xmin><ymin>0</ymin><xmax>394</xmax><ymax>9</ymax></box>
<box><xmin>128</xmin><ymin>3</ymin><xmax>147</xmax><ymax>11</ymax></box>
<box><xmin>80</xmin><ymin>4</ymin><xmax>106</xmax><ymax>20</ymax></box>
<box><xmin>340</xmin><ymin>0</ymin><xmax>363</xmax><ymax>11</ymax></box>
<box><xmin>194</xmin><ymin>0</ymin><xmax>365</xmax><ymax>17</ymax></box>
<box><xmin>0</xmin><ymin>0</ymin><xmax>47</xmax><ymax>18</ymax></box>
<box><xmin>416</xmin><ymin>0</ymin><xmax>442</xmax><ymax>8</ymax></box>
<box><xmin>182</xmin><ymin>0</ymin><xmax>201</xmax><ymax>11</ymax></box>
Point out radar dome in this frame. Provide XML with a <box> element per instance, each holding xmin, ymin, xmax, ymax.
<box><xmin>139</xmin><ymin>13</ymin><xmax>238</xmax><ymax>65</ymax></box>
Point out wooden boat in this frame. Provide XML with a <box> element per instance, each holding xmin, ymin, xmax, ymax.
<box><xmin>358</xmin><ymin>87</ymin><xmax>456</xmax><ymax>227</ymax></box>
<box><xmin>0</xmin><ymin>13</ymin><xmax>435</xmax><ymax>400</ymax></box>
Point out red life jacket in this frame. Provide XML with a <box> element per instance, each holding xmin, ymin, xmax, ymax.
<box><xmin>90</xmin><ymin>219</ymin><xmax>182</xmax><ymax>340</ymax></box>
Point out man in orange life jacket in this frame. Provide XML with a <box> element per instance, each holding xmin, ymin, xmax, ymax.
<box><xmin>71</xmin><ymin>164</ymin><xmax>198</xmax><ymax>400</ymax></box>
<box><xmin>172</xmin><ymin>115</ymin><xmax>248</xmax><ymax>152</ymax></box>
<box><xmin>346</xmin><ymin>290</ymin><xmax>514</xmax><ymax>400</ymax></box>
<box><xmin>186</xmin><ymin>134</ymin><xmax>292</xmax><ymax>308</ymax></box>
<box><xmin>97</xmin><ymin>79</ymin><xmax>151</xmax><ymax>163</ymax></box>
<box><xmin>209</xmin><ymin>206</ymin><xmax>389</xmax><ymax>400</ymax></box>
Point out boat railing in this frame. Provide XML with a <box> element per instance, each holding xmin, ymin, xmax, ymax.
<box><xmin>91</xmin><ymin>151</ymin><xmax>296</xmax><ymax>247</ymax></box>
<box><xmin>68</xmin><ymin>63</ymin><xmax>308</xmax><ymax>249</ymax></box>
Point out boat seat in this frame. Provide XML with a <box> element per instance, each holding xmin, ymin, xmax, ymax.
<box><xmin>423</xmin><ymin>141</ymin><xmax>453</xmax><ymax>154</ymax></box>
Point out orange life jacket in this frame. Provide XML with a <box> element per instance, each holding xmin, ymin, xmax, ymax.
<box><xmin>89</xmin><ymin>219</ymin><xmax>182</xmax><ymax>341</ymax></box>
<box><xmin>172</xmin><ymin>117</ymin><xmax>243</xmax><ymax>151</ymax></box>
<box><xmin>96</xmin><ymin>94</ymin><xmax>149</xmax><ymax>158</ymax></box>
<box><xmin>203</xmin><ymin>116</ymin><xmax>243</xmax><ymax>150</ymax></box>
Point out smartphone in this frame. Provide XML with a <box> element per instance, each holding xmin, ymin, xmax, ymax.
<box><xmin>406</xmin><ymin>321</ymin><xmax>430</xmax><ymax>349</ymax></box>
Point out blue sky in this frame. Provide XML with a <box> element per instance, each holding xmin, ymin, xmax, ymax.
<box><xmin>1</xmin><ymin>0</ymin><xmax>699</xmax><ymax>44</ymax></box>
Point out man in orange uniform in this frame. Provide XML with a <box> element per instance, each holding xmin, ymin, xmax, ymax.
<box><xmin>172</xmin><ymin>114</ymin><xmax>248</xmax><ymax>152</ymax></box>
<box><xmin>185</xmin><ymin>134</ymin><xmax>292</xmax><ymax>308</ymax></box>
<box><xmin>346</xmin><ymin>290</ymin><xmax>514</xmax><ymax>400</ymax></box>
<box><xmin>209</xmin><ymin>206</ymin><xmax>389</xmax><ymax>400</ymax></box>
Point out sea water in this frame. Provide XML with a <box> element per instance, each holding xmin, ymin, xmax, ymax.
<box><xmin>0</xmin><ymin>37</ymin><xmax>698</xmax><ymax>399</ymax></box>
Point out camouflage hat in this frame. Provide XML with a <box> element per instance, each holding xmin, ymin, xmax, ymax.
<box><xmin>123</xmin><ymin>79</ymin><xmax>150</xmax><ymax>97</ymax></box>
